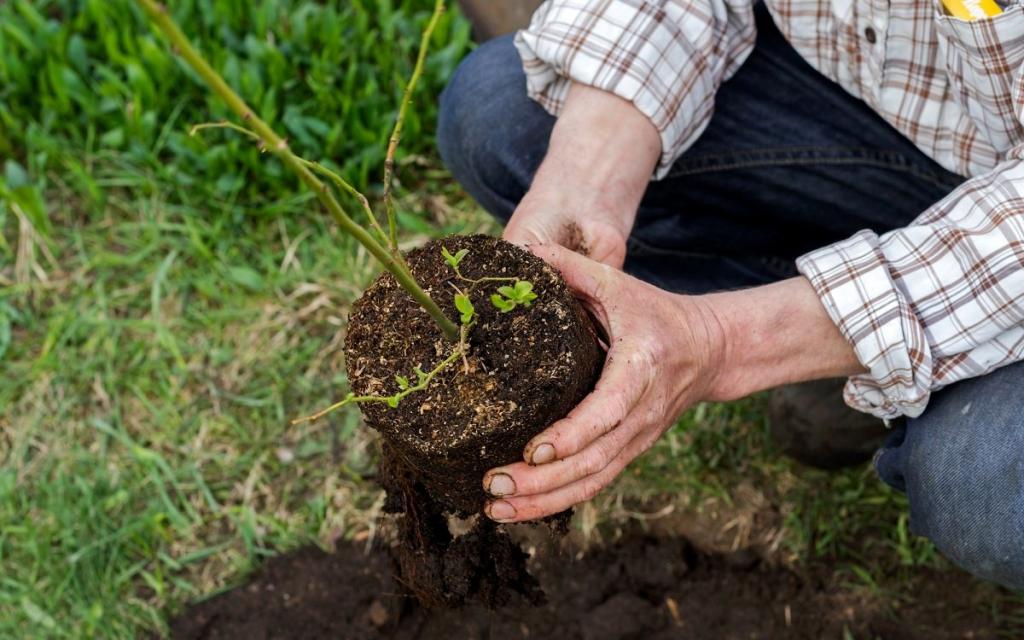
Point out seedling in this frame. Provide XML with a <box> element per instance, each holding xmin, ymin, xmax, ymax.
<box><xmin>491</xmin><ymin>281</ymin><xmax>537</xmax><ymax>313</ymax></box>
<box><xmin>293</xmin><ymin>348</ymin><xmax>463</xmax><ymax>422</ymax></box>
<box><xmin>136</xmin><ymin>2</ymin><xmax>547</xmax><ymax>424</ymax></box>
<box><xmin>441</xmin><ymin>246</ymin><xmax>469</xmax><ymax>270</ymax></box>
<box><xmin>441</xmin><ymin>244</ymin><xmax>538</xmax><ymax>313</ymax></box>
<box><xmin>454</xmin><ymin>292</ymin><xmax>475</xmax><ymax>325</ymax></box>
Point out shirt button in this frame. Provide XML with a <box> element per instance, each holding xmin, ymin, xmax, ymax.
<box><xmin>864</xmin><ymin>26</ymin><xmax>877</xmax><ymax>43</ymax></box>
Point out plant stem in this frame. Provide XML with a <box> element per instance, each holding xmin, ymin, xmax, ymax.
<box><xmin>383</xmin><ymin>0</ymin><xmax>445</xmax><ymax>251</ymax></box>
<box><xmin>291</xmin><ymin>342</ymin><xmax>465</xmax><ymax>425</ymax></box>
<box><xmin>452</xmin><ymin>267</ymin><xmax>518</xmax><ymax>285</ymax></box>
<box><xmin>135</xmin><ymin>0</ymin><xmax>459</xmax><ymax>341</ymax></box>
<box><xmin>296</xmin><ymin>157</ymin><xmax>391</xmax><ymax>246</ymax></box>
<box><xmin>192</xmin><ymin>124</ymin><xmax>403</xmax><ymax>268</ymax></box>
<box><xmin>189</xmin><ymin>120</ymin><xmax>262</xmax><ymax>142</ymax></box>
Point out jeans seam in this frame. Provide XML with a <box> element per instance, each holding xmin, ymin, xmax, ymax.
<box><xmin>666</xmin><ymin>148</ymin><xmax>962</xmax><ymax>190</ymax></box>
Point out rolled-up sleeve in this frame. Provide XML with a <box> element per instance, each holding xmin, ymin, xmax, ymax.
<box><xmin>514</xmin><ymin>0</ymin><xmax>757</xmax><ymax>179</ymax></box>
<box><xmin>797</xmin><ymin>159</ymin><xmax>1024</xmax><ymax>419</ymax></box>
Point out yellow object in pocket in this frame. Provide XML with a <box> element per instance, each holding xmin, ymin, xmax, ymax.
<box><xmin>941</xmin><ymin>0</ymin><xmax>1004</xmax><ymax>19</ymax></box>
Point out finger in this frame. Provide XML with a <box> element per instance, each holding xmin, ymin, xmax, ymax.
<box><xmin>503</xmin><ymin>211</ymin><xmax>562</xmax><ymax>248</ymax></box>
<box><xmin>527</xmin><ymin>242</ymin><xmax>616</xmax><ymax>304</ymax></box>
<box><xmin>486</xmin><ymin>407</ymin><xmax>643</xmax><ymax>497</ymax></box>
<box><xmin>487</xmin><ymin>423</ymin><xmax>661</xmax><ymax>523</ymax></box>
<box><xmin>522</xmin><ymin>341</ymin><xmax>651</xmax><ymax>465</ymax></box>
<box><xmin>502</xmin><ymin>223</ymin><xmax>545</xmax><ymax>248</ymax></box>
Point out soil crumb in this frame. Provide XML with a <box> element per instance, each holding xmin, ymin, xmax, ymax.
<box><xmin>564</xmin><ymin>221</ymin><xmax>590</xmax><ymax>257</ymax></box>
<box><xmin>169</xmin><ymin>535</ymin><xmax>1014</xmax><ymax>640</ymax></box>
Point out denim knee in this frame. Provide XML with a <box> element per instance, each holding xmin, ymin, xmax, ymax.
<box><xmin>874</xmin><ymin>363</ymin><xmax>1024</xmax><ymax>590</ymax></box>
<box><xmin>437</xmin><ymin>35</ymin><xmax>554</xmax><ymax>221</ymax></box>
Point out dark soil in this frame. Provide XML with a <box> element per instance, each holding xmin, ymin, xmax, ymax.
<box><xmin>345</xmin><ymin>234</ymin><xmax>601</xmax><ymax>514</ymax></box>
<box><xmin>169</xmin><ymin>534</ymin><xmax>1014</xmax><ymax>640</ymax></box>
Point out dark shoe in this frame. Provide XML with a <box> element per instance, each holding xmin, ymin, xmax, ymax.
<box><xmin>768</xmin><ymin>378</ymin><xmax>890</xmax><ymax>469</ymax></box>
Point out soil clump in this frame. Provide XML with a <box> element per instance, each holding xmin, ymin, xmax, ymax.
<box><xmin>344</xmin><ymin>235</ymin><xmax>602</xmax><ymax>606</ymax></box>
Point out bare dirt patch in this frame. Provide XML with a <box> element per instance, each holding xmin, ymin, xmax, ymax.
<box><xmin>169</xmin><ymin>532</ymin><xmax>1011</xmax><ymax>639</ymax></box>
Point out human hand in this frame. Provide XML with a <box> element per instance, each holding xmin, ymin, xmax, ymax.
<box><xmin>501</xmin><ymin>82</ymin><xmax>661</xmax><ymax>269</ymax></box>
<box><xmin>503</xmin><ymin>194</ymin><xmax>630</xmax><ymax>268</ymax></box>
<box><xmin>482</xmin><ymin>243</ymin><xmax>727</xmax><ymax>522</ymax></box>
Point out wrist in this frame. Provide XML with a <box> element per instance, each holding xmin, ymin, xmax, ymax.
<box><xmin>700</xmin><ymin>277</ymin><xmax>865</xmax><ymax>402</ymax></box>
<box><xmin>525</xmin><ymin>82</ymin><xmax>660</xmax><ymax>235</ymax></box>
<box><xmin>649</xmin><ymin>291</ymin><xmax>730</xmax><ymax>407</ymax></box>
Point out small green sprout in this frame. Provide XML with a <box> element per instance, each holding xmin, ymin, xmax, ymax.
<box><xmin>295</xmin><ymin>249</ymin><xmax>539</xmax><ymax>425</ymax></box>
<box><xmin>454</xmin><ymin>293</ymin><xmax>475</xmax><ymax>324</ymax></box>
<box><xmin>490</xmin><ymin>280</ymin><xmax>537</xmax><ymax>313</ymax></box>
<box><xmin>442</xmin><ymin>246</ymin><xmax>469</xmax><ymax>269</ymax></box>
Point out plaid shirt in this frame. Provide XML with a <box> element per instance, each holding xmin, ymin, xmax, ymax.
<box><xmin>515</xmin><ymin>0</ymin><xmax>1024</xmax><ymax>418</ymax></box>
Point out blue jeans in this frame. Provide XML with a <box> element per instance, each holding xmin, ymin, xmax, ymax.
<box><xmin>436</xmin><ymin>5</ymin><xmax>1024</xmax><ymax>590</ymax></box>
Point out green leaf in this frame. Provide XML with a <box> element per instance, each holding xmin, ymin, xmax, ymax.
<box><xmin>226</xmin><ymin>266</ymin><xmax>264</xmax><ymax>292</ymax></box>
<box><xmin>514</xmin><ymin>280</ymin><xmax>534</xmax><ymax>296</ymax></box>
<box><xmin>490</xmin><ymin>294</ymin><xmax>515</xmax><ymax>312</ymax></box>
<box><xmin>385</xmin><ymin>396</ymin><xmax>399</xmax><ymax>409</ymax></box>
<box><xmin>99</xmin><ymin>127</ymin><xmax>124</xmax><ymax>148</ymax></box>
<box><xmin>414</xmin><ymin>367</ymin><xmax>428</xmax><ymax>384</ymax></box>
<box><xmin>67</xmin><ymin>34</ymin><xmax>90</xmax><ymax>74</ymax></box>
<box><xmin>3</xmin><ymin>160</ymin><xmax>29</xmax><ymax>189</ymax></box>
<box><xmin>441</xmin><ymin>246</ymin><xmax>469</xmax><ymax>269</ymax></box>
<box><xmin>395</xmin><ymin>374</ymin><xmax>409</xmax><ymax>390</ymax></box>
<box><xmin>454</xmin><ymin>293</ymin><xmax>474</xmax><ymax>324</ymax></box>
<box><xmin>20</xmin><ymin>597</ymin><xmax>56</xmax><ymax>630</ymax></box>
<box><xmin>2</xmin><ymin>160</ymin><xmax>50</xmax><ymax>236</ymax></box>
<box><xmin>496</xmin><ymin>285</ymin><xmax>515</xmax><ymax>298</ymax></box>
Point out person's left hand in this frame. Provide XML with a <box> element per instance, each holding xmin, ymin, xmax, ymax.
<box><xmin>482</xmin><ymin>243</ymin><xmax>727</xmax><ymax>522</ymax></box>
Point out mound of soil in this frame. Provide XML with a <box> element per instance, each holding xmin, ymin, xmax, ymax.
<box><xmin>343</xmin><ymin>235</ymin><xmax>601</xmax><ymax>607</ymax></box>
<box><xmin>169</xmin><ymin>535</ymin><xmax>1010</xmax><ymax>639</ymax></box>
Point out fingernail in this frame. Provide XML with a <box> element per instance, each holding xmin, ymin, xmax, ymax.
<box><xmin>487</xmin><ymin>500</ymin><xmax>517</xmax><ymax>522</ymax></box>
<box><xmin>487</xmin><ymin>473</ymin><xmax>516</xmax><ymax>497</ymax></box>
<box><xmin>531</xmin><ymin>443</ymin><xmax>556</xmax><ymax>465</ymax></box>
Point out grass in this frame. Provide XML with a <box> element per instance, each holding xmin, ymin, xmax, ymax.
<box><xmin>1</xmin><ymin>1</ymin><xmax>476</xmax><ymax>636</ymax></box>
<box><xmin>1</xmin><ymin>0</ymin><xmax>1021</xmax><ymax>638</ymax></box>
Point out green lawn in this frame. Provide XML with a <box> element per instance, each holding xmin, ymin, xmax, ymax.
<box><xmin>1</xmin><ymin>1</ymin><xmax>1021</xmax><ymax>637</ymax></box>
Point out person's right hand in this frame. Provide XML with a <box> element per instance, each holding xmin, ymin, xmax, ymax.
<box><xmin>482</xmin><ymin>242</ymin><xmax>726</xmax><ymax>522</ymax></box>
<box><xmin>481</xmin><ymin>246</ymin><xmax>867</xmax><ymax>524</ymax></box>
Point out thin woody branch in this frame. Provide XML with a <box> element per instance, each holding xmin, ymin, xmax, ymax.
<box><xmin>383</xmin><ymin>0</ymin><xmax>446</xmax><ymax>251</ymax></box>
<box><xmin>135</xmin><ymin>0</ymin><xmax>458</xmax><ymax>341</ymax></box>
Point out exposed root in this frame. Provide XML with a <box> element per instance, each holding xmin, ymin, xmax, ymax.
<box><xmin>379</xmin><ymin>444</ymin><xmax>544</xmax><ymax>609</ymax></box>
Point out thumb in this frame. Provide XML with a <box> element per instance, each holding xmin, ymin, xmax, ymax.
<box><xmin>527</xmin><ymin>242</ymin><xmax>616</xmax><ymax>303</ymax></box>
<box><xmin>503</xmin><ymin>224</ymin><xmax>544</xmax><ymax>248</ymax></box>
<box><xmin>503</xmin><ymin>214</ymin><xmax>555</xmax><ymax>249</ymax></box>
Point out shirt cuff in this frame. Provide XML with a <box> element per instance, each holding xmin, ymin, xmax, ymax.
<box><xmin>796</xmin><ymin>230</ymin><xmax>934</xmax><ymax>419</ymax></box>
